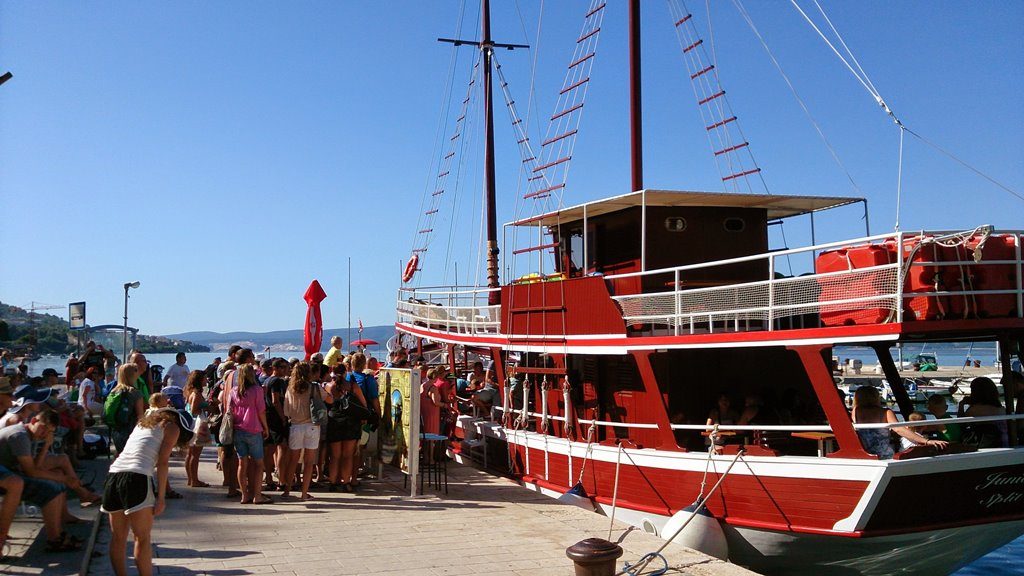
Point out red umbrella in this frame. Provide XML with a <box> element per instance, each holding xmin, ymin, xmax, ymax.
<box><xmin>303</xmin><ymin>280</ymin><xmax>327</xmax><ymax>360</ymax></box>
<box><xmin>350</xmin><ymin>338</ymin><xmax>378</xmax><ymax>347</ymax></box>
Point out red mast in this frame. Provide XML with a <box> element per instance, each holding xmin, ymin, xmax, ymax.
<box><xmin>629</xmin><ymin>0</ymin><xmax>644</xmax><ymax>192</ymax></box>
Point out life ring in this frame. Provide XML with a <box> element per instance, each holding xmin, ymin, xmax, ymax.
<box><xmin>402</xmin><ymin>254</ymin><xmax>419</xmax><ymax>283</ymax></box>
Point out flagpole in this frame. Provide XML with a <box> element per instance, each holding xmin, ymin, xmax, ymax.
<box><xmin>347</xmin><ymin>256</ymin><xmax>352</xmax><ymax>349</ymax></box>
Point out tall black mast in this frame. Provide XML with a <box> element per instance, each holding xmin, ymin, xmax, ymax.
<box><xmin>481</xmin><ymin>0</ymin><xmax>500</xmax><ymax>302</ymax></box>
<box><xmin>629</xmin><ymin>0</ymin><xmax>644</xmax><ymax>192</ymax></box>
<box><xmin>439</xmin><ymin>0</ymin><xmax>526</xmax><ymax>304</ymax></box>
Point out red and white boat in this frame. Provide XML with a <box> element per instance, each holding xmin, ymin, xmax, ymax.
<box><xmin>395</xmin><ymin>2</ymin><xmax>1024</xmax><ymax>574</ymax></box>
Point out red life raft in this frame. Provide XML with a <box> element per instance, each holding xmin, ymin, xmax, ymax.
<box><xmin>816</xmin><ymin>244</ymin><xmax>896</xmax><ymax>326</ymax></box>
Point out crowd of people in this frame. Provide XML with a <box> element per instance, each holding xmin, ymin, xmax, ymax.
<box><xmin>0</xmin><ymin>336</ymin><xmax>397</xmax><ymax>574</ymax></box>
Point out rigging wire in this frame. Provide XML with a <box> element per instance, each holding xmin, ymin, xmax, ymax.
<box><xmin>409</xmin><ymin>0</ymin><xmax>469</xmax><ymax>265</ymax></box>
<box><xmin>732</xmin><ymin>0</ymin><xmax>861</xmax><ymax>196</ymax></box>
<box><xmin>789</xmin><ymin>0</ymin><xmax>1023</xmax><ymax>204</ymax></box>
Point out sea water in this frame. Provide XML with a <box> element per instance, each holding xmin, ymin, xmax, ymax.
<box><xmin>15</xmin><ymin>350</ymin><xmax>1022</xmax><ymax>572</ymax></box>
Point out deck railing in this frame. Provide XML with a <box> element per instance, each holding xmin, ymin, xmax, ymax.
<box><xmin>607</xmin><ymin>228</ymin><xmax>1023</xmax><ymax>334</ymax></box>
<box><xmin>396</xmin><ymin>229</ymin><xmax>1023</xmax><ymax>339</ymax></box>
<box><xmin>396</xmin><ymin>286</ymin><xmax>501</xmax><ymax>335</ymax></box>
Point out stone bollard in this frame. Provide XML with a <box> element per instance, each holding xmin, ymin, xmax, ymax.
<box><xmin>565</xmin><ymin>538</ymin><xmax>624</xmax><ymax>576</ymax></box>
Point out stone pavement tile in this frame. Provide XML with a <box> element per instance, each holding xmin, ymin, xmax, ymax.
<box><xmin>86</xmin><ymin>450</ymin><xmax>755</xmax><ymax>576</ymax></box>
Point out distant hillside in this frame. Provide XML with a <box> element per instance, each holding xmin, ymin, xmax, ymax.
<box><xmin>0</xmin><ymin>302</ymin><xmax>209</xmax><ymax>355</ymax></box>
<box><xmin>165</xmin><ymin>325</ymin><xmax>396</xmax><ymax>352</ymax></box>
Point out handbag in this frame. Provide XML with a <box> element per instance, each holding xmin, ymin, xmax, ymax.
<box><xmin>193</xmin><ymin>413</ymin><xmax>213</xmax><ymax>447</ymax></box>
<box><xmin>310</xmin><ymin>384</ymin><xmax>328</xmax><ymax>427</ymax></box>
<box><xmin>218</xmin><ymin>379</ymin><xmax>235</xmax><ymax>445</ymax></box>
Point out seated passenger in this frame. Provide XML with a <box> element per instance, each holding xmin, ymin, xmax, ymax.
<box><xmin>926</xmin><ymin>394</ymin><xmax>961</xmax><ymax>442</ymax></box>
<box><xmin>0</xmin><ymin>410</ymin><xmax>82</xmax><ymax>552</ymax></box>
<box><xmin>853</xmin><ymin>387</ymin><xmax>947</xmax><ymax>459</ymax></box>
<box><xmin>958</xmin><ymin>377</ymin><xmax>1008</xmax><ymax>448</ymax></box>
<box><xmin>470</xmin><ymin>374</ymin><xmax>500</xmax><ymax>416</ymax></box>
<box><xmin>897</xmin><ymin>412</ymin><xmax>938</xmax><ymax>451</ymax></box>
<box><xmin>706</xmin><ymin>394</ymin><xmax>738</xmax><ymax>427</ymax></box>
<box><xmin>706</xmin><ymin>395</ymin><xmax>738</xmax><ymax>452</ymax></box>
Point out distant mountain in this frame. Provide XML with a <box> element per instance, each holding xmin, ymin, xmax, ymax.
<box><xmin>164</xmin><ymin>325</ymin><xmax>396</xmax><ymax>352</ymax></box>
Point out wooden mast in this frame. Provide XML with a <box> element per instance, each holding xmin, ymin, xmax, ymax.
<box><xmin>629</xmin><ymin>0</ymin><xmax>643</xmax><ymax>192</ymax></box>
<box><xmin>438</xmin><ymin>2</ymin><xmax>526</xmax><ymax>305</ymax></box>
<box><xmin>482</xmin><ymin>0</ymin><xmax>501</xmax><ymax>304</ymax></box>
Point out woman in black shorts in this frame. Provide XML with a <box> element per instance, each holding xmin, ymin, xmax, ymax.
<box><xmin>101</xmin><ymin>408</ymin><xmax>193</xmax><ymax>576</ymax></box>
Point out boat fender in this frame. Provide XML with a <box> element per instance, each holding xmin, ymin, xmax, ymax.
<box><xmin>557</xmin><ymin>482</ymin><xmax>595</xmax><ymax>512</ymax></box>
<box><xmin>403</xmin><ymin>255</ymin><xmax>419</xmax><ymax>283</ymax></box>
<box><xmin>660</xmin><ymin>502</ymin><xmax>728</xmax><ymax>561</ymax></box>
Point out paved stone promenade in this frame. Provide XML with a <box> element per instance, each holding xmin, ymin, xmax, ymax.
<box><xmin>82</xmin><ymin>452</ymin><xmax>755</xmax><ymax>576</ymax></box>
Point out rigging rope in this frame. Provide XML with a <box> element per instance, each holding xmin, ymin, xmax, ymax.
<box><xmin>617</xmin><ymin>449</ymin><xmax>747</xmax><ymax>576</ymax></box>
<box><xmin>788</xmin><ymin>0</ymin><xmax>1023</xmax><ymax>205</ymax></box>
<box><xmin>732</xmin><ymin>0</ymin><xmax>862</xmax><ymax>197</ymax></box>
<box><xmin>607</xmin><ymin>442</ymin><xmax>624</xmax><ymax>541</ymax></box>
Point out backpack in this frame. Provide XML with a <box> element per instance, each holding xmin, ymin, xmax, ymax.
<box><xmin>103</xmin><ymin>389</ymin><xmax>136</xmax><ymax>429</ymax></box>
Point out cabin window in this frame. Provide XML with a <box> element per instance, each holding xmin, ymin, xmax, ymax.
<box><xmin>664</xmin><ymin>217</ymin><xmax>687</xmax><ymax>232</ymax></box>
<box><xmin>723</xmin><ymin>217</ymin><xmax>746</xmax><ymax>233</ymax></box>
<box><xmin>568</xmin><ymin>228</ymin><xmax>584</xmax><ymax>276</ymax></box>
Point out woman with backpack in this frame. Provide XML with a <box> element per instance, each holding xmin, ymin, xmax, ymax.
<box><xmin>105</xmin><ymin>364</ymin><xmax>146</xmax><ymax>454</ymax></box>
<box><xmin>324</xmin><ymin>363</ymin><xmax>368</xmax><ymax>492</ymax></box>
<box><xmin>101</xmin><ymin>407</ymin><xmax>193</xmax><ymax>576</ymax></box>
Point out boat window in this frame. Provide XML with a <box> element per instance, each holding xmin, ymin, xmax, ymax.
<box><xmin>665</xmin><ymin>217</ymin><xmax>687</xmax><ymax>232</ymax></box>
<box><xmin>568</xmin><ymin>228</ymin><xmax>584</xmax><ymax>276</ymax></box>
<box><xmin>723</xmin><ymin>217</ymin><xmax>746</xmax><ymax>233</ymax></box>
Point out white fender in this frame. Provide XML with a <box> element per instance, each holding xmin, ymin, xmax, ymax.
<box><xmin>660</xmin><ymin>503</ymin><xmax>729</xmax><ymax>561</ymax></box>
<box><xmin>557</xmin><ymin>482</ymin><xmax>595</xmax><ymax>512</ymax></box>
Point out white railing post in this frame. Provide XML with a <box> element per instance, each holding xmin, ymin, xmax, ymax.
<box><xmin>673</xmin><ymin>269</ymin><xmax>681</xmax><ymax>336</ymax></box>
<box><xmin>1016</xmin><ymin>233</ymin><xmax>1023</xmax><ymax>318</ymax></box>
<box><xmin>768</xmin><ymin>254</ymin><xmax>775</xmax><ymax>331</ymax></box>
<box><xmin>895</xmin><ymin>231</ymin><xmax>905</xmax><ymax>323</ymax></box>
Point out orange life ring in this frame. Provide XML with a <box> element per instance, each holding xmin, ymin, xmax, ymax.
<box><xmin>403</xmin><ymin>254</ymin><xmax>419</xmax><ymax>283</ymax></box>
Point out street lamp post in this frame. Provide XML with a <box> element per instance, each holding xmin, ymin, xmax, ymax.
<box><xmin>123</xmin><ymin>281</ymin><xmax>140</xmax><ymax>363</ymax></box>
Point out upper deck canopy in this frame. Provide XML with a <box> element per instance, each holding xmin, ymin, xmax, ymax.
<box><xmin>508</xmin><ymin>189</ymin><xmax>864</xmax><ymax>227</ymax></box>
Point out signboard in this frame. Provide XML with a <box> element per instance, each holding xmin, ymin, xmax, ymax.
<box><xmin>377</xmin><ymin>367</ymin><xmax>420</xmax><ymax>475</ymax></box>
<box><xmin>69</xmin><ymin>302</ymin><xmax>86</xmax><ymax>330</ymax></box>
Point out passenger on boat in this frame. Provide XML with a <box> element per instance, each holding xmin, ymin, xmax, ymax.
<box><xmin>958</xmin><ymin>377</ymin><xmax>1008</xmax><ymax>448</ymax></box>
<box><xmin>469</xmin><ymin>374</ymin><xmax>499</xmax><ymax>416</ymax></box>
<box><xmin>852</xmin><ymin>387</ymin><xmax>947</xmax><ymax>459</ymax></box>
<box><xmin>926</xmin><ymin>394</ymin><xmax>961</xmax><ymax>442</ymax></box>
<box><xmin>737</xmin><ymin>394</ymin><xmax>767</xmax><ymax>426</ymax></box>
<box><xmin>706</xmin><ymin>394</ymin><xmax>738</xmax><ymax>427</ymax></box>
<box><xmin>897</xmin><ymin>412</ymin><xmax>940</xmax><ymax>451</ymax></box>
<box><xmin>705</xmin><ymin>395</ymin><xmax>739</xmax><ymax>452</ymax></box>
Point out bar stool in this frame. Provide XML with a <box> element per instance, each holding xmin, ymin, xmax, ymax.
<box><xmin>405</xmin><ymin>433</ymin><xmax>448</xmax><ymax>494</ymax></box>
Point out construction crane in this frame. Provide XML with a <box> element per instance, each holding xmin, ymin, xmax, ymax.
<box><xmin>21</xmin><ymin>301</ymin><xmax>64</xmax><ymax>355</ymax></box>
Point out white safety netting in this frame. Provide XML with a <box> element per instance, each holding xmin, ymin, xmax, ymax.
<box><xmin>614</xmin><ymin>265</ymin><xmax>900</xmax><ymax>329</ymax></box>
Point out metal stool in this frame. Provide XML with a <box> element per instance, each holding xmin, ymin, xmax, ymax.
<box><xmin>403</xmin><ymin>433</ymin><xmax>448</xmax><ymax>494</ymax></box>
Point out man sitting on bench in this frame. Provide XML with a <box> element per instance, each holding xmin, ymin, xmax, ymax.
<box><xmin>0</xmin><ymin>410</ymin><xmax>81</xmax><ymax>553</ymax></box>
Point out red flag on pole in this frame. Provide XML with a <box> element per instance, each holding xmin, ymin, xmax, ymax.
<box><xmin>303</xmin><ymin>280</ymin><xmax>327</xmax><ymax>361</ymax></box>
<box><xmin>358</xmin><ymin>318</ymin><xmax>363</xmax><ymax>334</ymax></box>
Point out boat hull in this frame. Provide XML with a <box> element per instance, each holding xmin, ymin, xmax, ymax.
<box><xmin>453</xmin><ymin>424</ymin><xmax>1024</xmax><ymax>575</ymax></box>
<box><xmin>722</xmin><ymin>519</ymin><xmax>1024</xmax><ymax>576</ymax></box>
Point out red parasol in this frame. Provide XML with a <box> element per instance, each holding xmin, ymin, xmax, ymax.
<box><xmin>303</xmin><ymin>280</ymin><xmax>327</xmax><ymax>360</ymax></box>
<box><xmin>350</xmin><ymin>338</ymin><xmax>378</xmax><ymax>347</ymax></box>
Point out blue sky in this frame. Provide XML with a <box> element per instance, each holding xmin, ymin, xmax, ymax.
<box><xmin>1</xmin><ymin>1</ymin><xmax>1021</xmax><ymax>335</ymax></box>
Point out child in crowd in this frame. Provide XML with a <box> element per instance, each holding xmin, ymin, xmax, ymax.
<box><xmin>147</xmin><ymin>393</ymin><xmax>169</xmax><ymax>415</ymax></box>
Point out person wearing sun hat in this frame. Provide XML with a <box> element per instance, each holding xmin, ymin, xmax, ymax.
<box><xmin>102</xmin><ymin>407</ymin><xmax>193</xmax><ymax>576</ymax></box>
<box><xmin>0</xmin><ymin>385</ymin><xmax>52</xmax><ymax>428</ymax></box>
